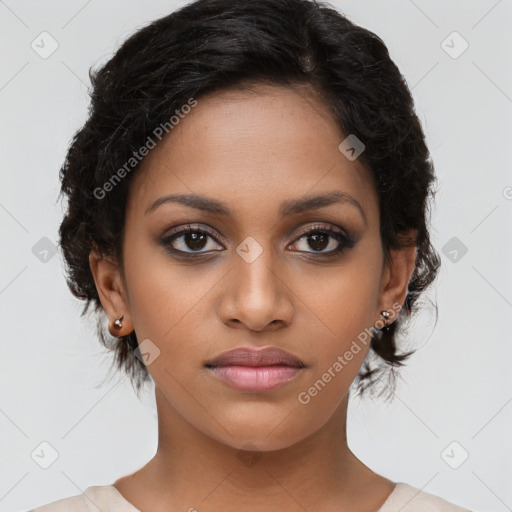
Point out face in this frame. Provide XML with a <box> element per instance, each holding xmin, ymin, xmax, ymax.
<box><xmin>90</xmin><ymin>84</ymin><xmax>414</xmax><ymax>452</ymax></box>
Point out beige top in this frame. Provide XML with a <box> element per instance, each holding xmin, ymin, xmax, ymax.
<box><xmin>30</xmin><ymin>482</ymin><xmax>473</xmax><ymax>511</ymax></box>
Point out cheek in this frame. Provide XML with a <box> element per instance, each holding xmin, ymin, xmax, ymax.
<box><xmin>292</xmin><ymin>274</ymin><xmax>377</xmax><ymax>421</ymax></box>
<box><xmin>122</xmin><ymin>241</ymin><xmax>221</xmax><ymax>361</ymax></box>
<box><xmin>296</xmin><ymin>249</ymin><xmax>382</xmax><ymax>339</ymax></box>
<box><xmin>292</xmin><ymin>249</ymin><xmax>382</xmax><ymax>389</ymax></box>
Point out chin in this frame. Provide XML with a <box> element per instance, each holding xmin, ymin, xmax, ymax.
<box><xmin>223</xmin><ymin>433</ymin><xmax>305</xmax><ymax>454</ymax></box>
<box><xmin>205</xmin><ymin>415</ymin><xmax>318</xmax><ymax>453</ymax></box>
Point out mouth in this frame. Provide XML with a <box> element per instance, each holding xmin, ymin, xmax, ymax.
<box><xmin>204</xmin><ymin>346</ymin><xmax>306</xmax><ymax>393</ymax></box>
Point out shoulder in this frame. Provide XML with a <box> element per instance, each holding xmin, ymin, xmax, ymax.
<box><xmin>378</xmin><ymin>482</ymin><xmax>473</xmax><ymax>512</ymax></box>
<box><xmin>29</xmin><ymin>485</ymin><xmax>139</xmax><ymax>512</ymax></box>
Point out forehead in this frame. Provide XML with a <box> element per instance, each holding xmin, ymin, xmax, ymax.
<box><xmin>126</xmin><ymin>84</ymin><xmax>377</xmax><ymax>223</ymax></box>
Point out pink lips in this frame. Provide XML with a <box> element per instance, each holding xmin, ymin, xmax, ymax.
<box><xmin>205</xmin><ymin>347</ymin><xmax>305</xmax><ymax>392</ymax></box>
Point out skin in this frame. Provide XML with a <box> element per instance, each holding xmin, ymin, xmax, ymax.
<box><xmin>89</xmin><ymin>83</ymin><xmax>417</xmax><ymax>512</ymax></box>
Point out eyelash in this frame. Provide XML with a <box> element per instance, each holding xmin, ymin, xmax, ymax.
<box><xmin>160</xmin><ymin>223</ymin><xmax>356</xmax><ymax>259</ymax></box>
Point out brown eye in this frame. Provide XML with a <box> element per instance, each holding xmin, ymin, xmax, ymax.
<box><xmin>180</xmin><ymin>232</ymin><xmax>208</xmax><ymax>251</ymax></box>
<box><xmin>304</xmin><ymin>232</ymin><xmax>331</xmax><ymax>252</ymax></box>
<box><xmin>289</xmin><ymin>226</ymin><xmax>355</xmax><ymax>256</ymax></box>
<box><xmin>161</xmin><ymin>225</ymin><xmax>224</xmax><ymax>255</ymax></box>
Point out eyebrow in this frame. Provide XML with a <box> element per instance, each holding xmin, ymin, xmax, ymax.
<box><xmin>145</xmin><ymin>191</ymin><xmax>367</xmax><ymax>226</ymax></box>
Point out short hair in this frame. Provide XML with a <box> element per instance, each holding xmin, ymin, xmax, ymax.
<box><xmin>58</xmin><ymin>0</ymin><xmax>441</xmax><ymax>400</ymax></box>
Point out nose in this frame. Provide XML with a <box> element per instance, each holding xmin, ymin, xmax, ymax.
<box><xmin>218</xmin><ymin>246</ymin><xmax>294</xmax><ymax>332</ymax></box>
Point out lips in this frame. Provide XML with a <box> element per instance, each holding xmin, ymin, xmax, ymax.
<box><xmin>205</xmin><ymin>346</ymin><xmax>305</xmax><ymax>368</ymax></box>
<box><xmin>205</xmin><ymin>346</ymin><xmax>305</xmax><ymax>393</ymax></box>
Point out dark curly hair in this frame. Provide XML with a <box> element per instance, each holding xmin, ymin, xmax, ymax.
<box><xmin>58</xmin><ymin>0</ymin><xmax>441</xmax><ymax>400</ymax></box>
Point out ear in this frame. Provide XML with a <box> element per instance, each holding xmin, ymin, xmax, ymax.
<box><xmin>376</xmin><ymin>229</ymin><xmax>417</xmax><ymax>324</ymax></box>
<box><xmin>89</xmin><ymin>249</ymin><xmax>133</xmax><ymax>337</ymax></box>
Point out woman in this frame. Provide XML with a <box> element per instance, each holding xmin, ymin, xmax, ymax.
<box><xmin>31</xmin><ymin>0</ymin><xmax>473</xmax><ymax>510</ymax></box>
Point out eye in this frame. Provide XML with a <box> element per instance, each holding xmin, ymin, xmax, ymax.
<box><xmin>289</xmin><ymin>224</ymin><xmax>355</xmax><ymax>256</ymax></box>
<box><xmin>160</xmin><ymin>224</ymin><xmax>224</xmax><ymax>255</ymax></box>
<box><xmin>160</xmin><ymin>223</ymin><xmax>356</xmax><ymax>258</ymax></box>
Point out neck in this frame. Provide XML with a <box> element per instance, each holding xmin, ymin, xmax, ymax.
<box><xmin>114</xmin><ymin>387</ymin><xmax>394</xmax><ymax>512</ymax></box>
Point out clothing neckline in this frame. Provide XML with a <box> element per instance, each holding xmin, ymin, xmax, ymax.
<box><xmin>376</xmin><ymin>482</ymin><xmax>398</xmax><ymax>511</ymax></box>
<box><xmin>375</xmin><ymin>482</ymin><xmax>399</xmax><ymax>512</ymax></box>
<box><xmin>96</xmin><ymin>481</ymin><xmax>403</xmax><ymax>511</ymax></box>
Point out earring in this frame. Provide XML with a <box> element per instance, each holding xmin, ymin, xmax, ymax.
<box><xmin>113</xmin><ymin>315</ymin><xmax>124</xmax><ymax>329</ymax></box>
<box><xmin>380</xmin><ymin>310</ymin><xmax>391</xmax><ymax>325</ymax></box>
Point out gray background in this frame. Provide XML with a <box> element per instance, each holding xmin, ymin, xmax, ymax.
<box><xmin>1</xmin><ymin>1</ymin><xmax>511</xmax><ymax>511</ymax></box>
